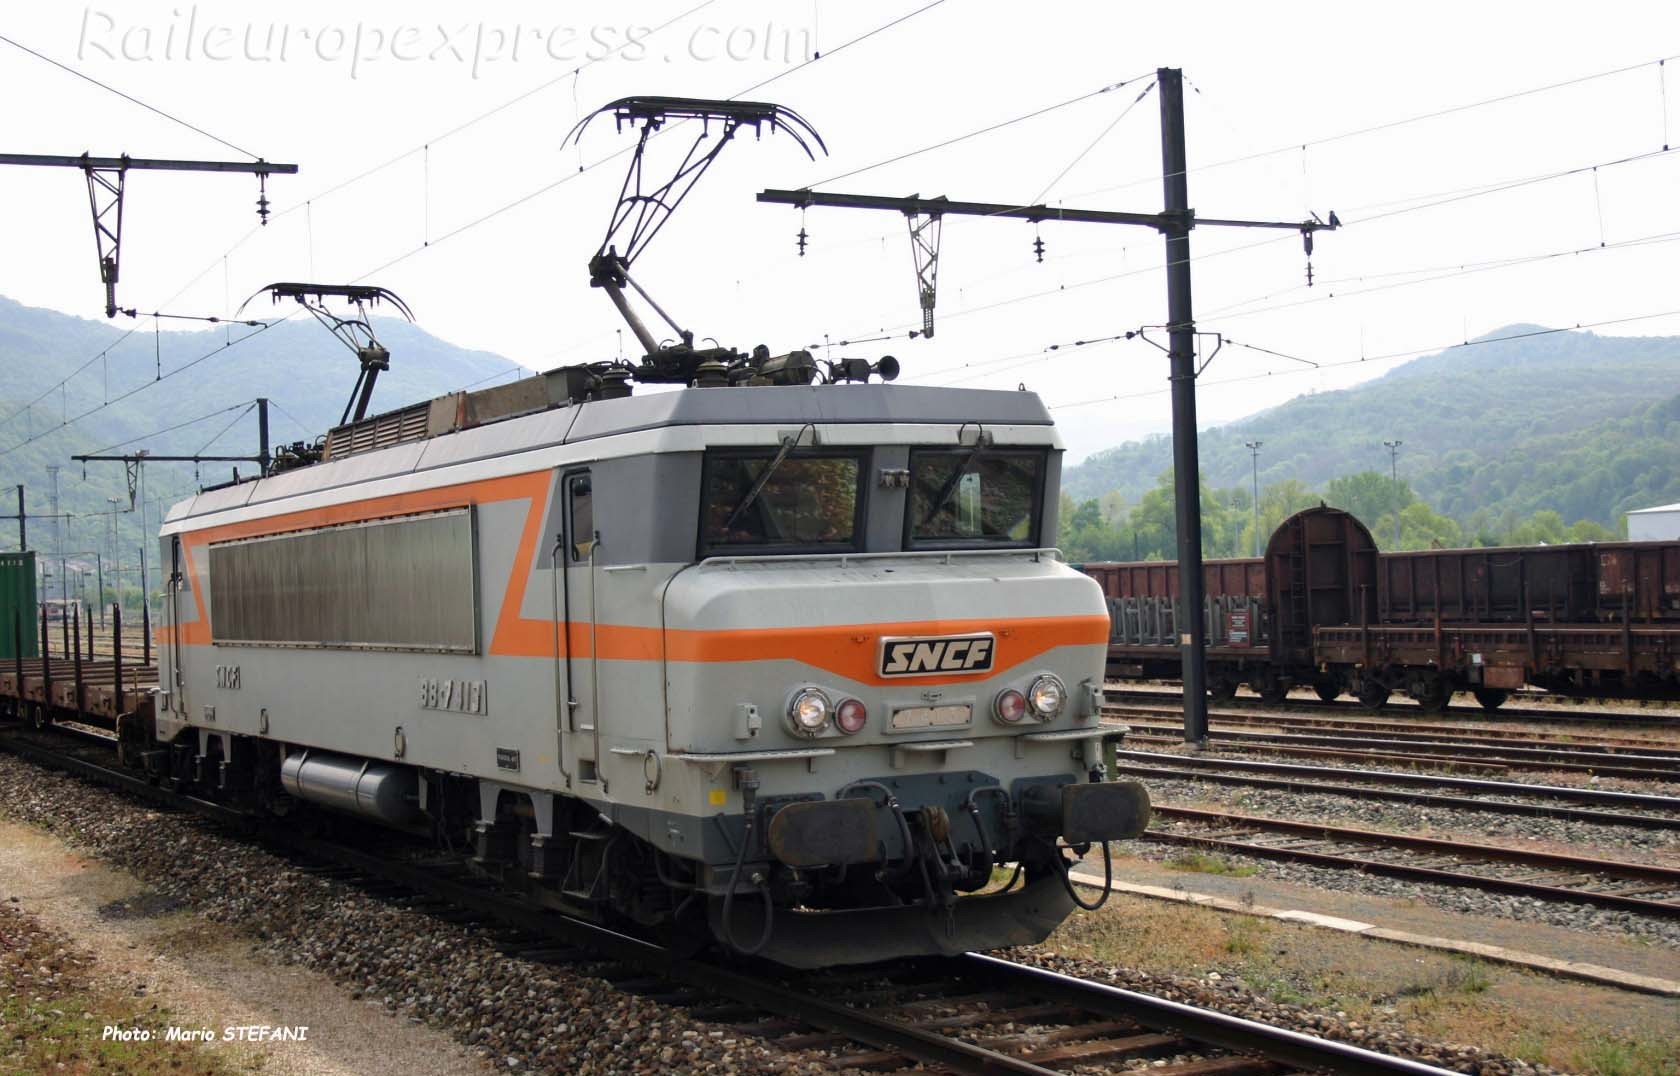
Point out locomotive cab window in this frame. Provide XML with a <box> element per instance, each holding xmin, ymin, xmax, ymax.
<box><xmin>567</xmin><ymin>472</ymin><xmax>594</xmax><ymax>561</ymax></box>
<box><xmin>700</xmin><ymin>449</ymin><xmax>864</xmax><ymax>554</ymax></box>
<box><xmin>908</xmin><ymin>447</ymin><xmax>1045</xmax><ymax>547</ymax></box>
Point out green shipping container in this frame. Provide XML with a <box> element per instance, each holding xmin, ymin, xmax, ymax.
<box><xmin>0</xmin><ymin>552</ymin><xmax>38</xmax><ymax>659</ymax></box>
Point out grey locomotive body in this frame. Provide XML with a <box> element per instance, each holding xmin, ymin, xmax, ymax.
<box><xmin>141</xmin><ymin>374</ymin><xmax>1148</xmax><ymax>966</ymax></box>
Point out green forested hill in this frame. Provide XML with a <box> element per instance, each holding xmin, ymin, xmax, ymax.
<box><xmin>1062</xmin><ymin>326</ymin><xmax>1680</xmax><ymax>531</ymax></box>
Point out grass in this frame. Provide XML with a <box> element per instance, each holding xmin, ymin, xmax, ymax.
<box><xmin>1396</xmin><ymin>957</ymin><xmax>1493</xmax><ymax>1000</ymax></box>
<box><xmin>1164</xmin><ymin>851</ymin><xmax>1257</xmax><ymax>877</ymax></box>
<box><xmin>1571</xmin><ymin>1034</ymin><xmax>1680</xmax><ymax>1076</ymax></box>
<box><xmin>0</xmin><ymin>904</ymin><xmax>247</xmax><ymax>1076</ymax></box>
<box><xmin>1042</xmin><ymin>889</ymin><xmax>1680</xmax><ymax>1073</ymax></box>
<box><xmin>1223</xmin><ymin>916</ymin><xmax>1268</xmax><ymax>958</ymax></box>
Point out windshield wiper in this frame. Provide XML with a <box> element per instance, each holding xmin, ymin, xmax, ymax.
<box><xmin>918</xmin><ymin>442</ymin><xmax>986</xmax><ymax>529</ymax></box>
<box><xmin>722</xmin><ymin>424</ymin><xmax>812</xmax><ymax>533</ymax></box>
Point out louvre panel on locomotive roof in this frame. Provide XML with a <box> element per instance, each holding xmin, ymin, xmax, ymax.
<box><xmin>207</xmin><ymin>508</ymin><xmax>478</xmax><ymax>651</ymax></box>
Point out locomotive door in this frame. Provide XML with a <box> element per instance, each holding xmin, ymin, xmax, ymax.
<box><xmin>168</xmin><ymin>535</ymin><xmax>184</xmax><ymax>717</ymax></box>
<box><xmin>558</xmin><ymin>471</ymin><xmax>601</xmax><ymax>783</ymax></box>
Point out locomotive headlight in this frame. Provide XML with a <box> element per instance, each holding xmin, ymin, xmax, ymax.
<box><xmin>1027</xmin><ymin>674</ymin><xmax>1066</xmax><ymax>720</ymax></box>
<box><xmin>788</xmin><ymin>688</ymin><xmax>831</xmax><ymax>734</ymax></box>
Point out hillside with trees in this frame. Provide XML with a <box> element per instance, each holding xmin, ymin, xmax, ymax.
<box><xmin>0</xmin><ymin>294</ymin><xmax>521</xmax><ymax>605</ymax></box>
<box><xmin>1058</xmin><ymin>326</ymin><xmax>1680</xmax><ymax>558</ymax></box>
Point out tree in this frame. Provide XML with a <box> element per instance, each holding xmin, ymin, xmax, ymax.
<box><xmin>1565</xmin><ymin>519</ymin><xmax>1618</xmax><ymax>543</ymax></box>
<box><xmin>1239</xmin><ymin>479</ymin><xmax>1322</xmax><ymax>557</ymax></box>
<box><xmin>1098</xmin><ymin>490</ymin><xmax>1127</xmax><ymax>524</ymax></box>
<box><xmin>1376</xmin><ymin>501</ymin><xmax>1465</xmax><ymax>550</ymax></box>
<box><xmin>1324</xmin><ymin>471</ymin><xmax>1413</xmax><ymax>531</ymax></box>
<box><xmin>1068</xmin><ymin>499</ymin><xmax>1103</xmax><ymax>532</ymax></box>
<box><xmin>1120</xmin><ymin>469</ymin><xmax>1245</xmax><ymax>560</ymax></box>
<box><xmin>1504</xmin><ymin>510</ymin><xmax>1568</xmax><ymax>546</ymax></box>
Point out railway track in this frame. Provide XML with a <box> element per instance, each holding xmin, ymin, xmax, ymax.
<box><xmin>1143</xmin><ymin>806</ymin><xmax>1680</xmax><ymax>920</ymax></box>
<box><xmin>1104</xmin><ymin>686</ymin><xmax>1680</xmax><ymax>730</ymax></box>
<box><xmin>1110</xmin><ymin>749</ymin><xmax>1680</xmax><ymax>831</ymax></box>
<box><xmin>1105</xmin><ymin>702</ymin><xmax>1680</xmax><ymax>752</ymax></box>
<box><xmin>0</xmin><ymin>722</ymin><xmax>1460</xmax><ymax>1075</ymax></box>
<box><xmin>1108</xmin><ymin>716</ymin><xmax>1680</xmax><ymax>782</ymax></box>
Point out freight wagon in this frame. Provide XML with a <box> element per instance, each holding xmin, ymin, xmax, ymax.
<box><xmin>1079</xmin><ymin>507</ymin><xmax>1680</xmax><ymax>710</ymax></box>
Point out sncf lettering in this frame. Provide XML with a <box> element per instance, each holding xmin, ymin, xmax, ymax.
<box><xmin>879</xmin><ymin>634</ymin><xmax>995</xmax><ymax>677</ymax></box>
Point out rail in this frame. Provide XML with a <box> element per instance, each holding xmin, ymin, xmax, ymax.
<box><xmin>0</xmin><ymin>721</ymin><xmax>1463</xmax><ymax>1075</ymax></box>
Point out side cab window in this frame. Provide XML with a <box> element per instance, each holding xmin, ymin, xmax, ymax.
<box><xmin>567</xmin><ymin>472</ymin><xmax>594</xmax><ymax>561</ymax></box>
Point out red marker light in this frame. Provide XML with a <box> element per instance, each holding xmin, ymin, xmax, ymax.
<box><xmin>836</xmin><ymin>698</ymin><xmax>868</xmax><ymax>734</ymax></box>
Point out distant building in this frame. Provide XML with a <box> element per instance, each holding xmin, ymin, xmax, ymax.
<box><xmin>1627</xmin><ymin>502</ymin><xmax>1680</xmax><ymax>541</ymax></box>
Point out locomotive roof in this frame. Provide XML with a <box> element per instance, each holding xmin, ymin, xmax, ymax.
<box><xmin>562</xmin><ymin>381</ymin><xmax>1053</xmax><ymax>436</ymax></box>
<box><xmin>164</xmin><ymin>382</ymin><xmax>1056</xmax><ymax>528</ymax></box>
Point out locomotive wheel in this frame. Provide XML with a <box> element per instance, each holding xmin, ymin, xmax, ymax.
<box><xmin>1313</xmin><ymin>681</ymin><xmax>1341</xmax><ymax>703</ymax></box>
<box><xmin>1472</xmin><ymin>688</ymin><xmax>1510</xmax><ymax>712</ymax></box>
<box><xmin>1356</xmin><ymin>681</ymin><xmax>1390</xmax><ymax>710</ymax></box>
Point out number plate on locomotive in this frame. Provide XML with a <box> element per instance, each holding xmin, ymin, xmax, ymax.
<box><xmin>890</xmin><ymin>704</ymin><xmax>972</xmax><ymax>730</ymax></box>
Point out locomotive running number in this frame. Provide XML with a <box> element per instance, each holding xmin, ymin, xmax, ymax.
<box><xmin>418</xmin><ymin>678</ymin><xmax>487</xmax><ymax>715</ymax></box>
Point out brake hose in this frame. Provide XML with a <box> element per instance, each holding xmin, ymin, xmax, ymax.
<box><xmin>718</xmin><ymin>777</ymin><xmax>773</xmax><ymax>956</ymax></box>
<box><xmin>1057</xmin><ymin>839</ymin><xmax>1112</xmax><ymax>911</ymax></box>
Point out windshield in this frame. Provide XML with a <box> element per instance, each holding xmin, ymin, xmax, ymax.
<box><xmin>701</xmin><ymin>451</ymin><xmax>863</xmax><ymax>552</ymax></box>
<box><xmin>909</xmin><ymin>448</ymin><xmax>1043</xmax><ymax>546</ymax></box>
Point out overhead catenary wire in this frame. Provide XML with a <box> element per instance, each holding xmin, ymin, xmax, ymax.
<box><xmin>1200</xmin><ymin>226</ymin><xmax>1680</xmax><ymax>325</ymax></box>
<box><xmin>1069</xmin><ymin>51</ymin><xmax>1680</xmax><ymax>200</ymax></box>
<box><xmin>1045</xmin><ymin>310</ymin><xmax>1680</xmax><ymax>413</ymax></box>
<box><xmin>106</xmin><ymin>1</ymin><xmax>726</xmax><ymax>339</ymax></box>
<box><xmin>729</xmin><ymin>0</ymin><xmax>950</xmax><ymax>100</ymax></box>
<box><xmin>0</xmin><ymin>31</ymin><xmax>260</xmax><ymax>159</ymax></box>
<box><xmin>344</xmin><ymin>1</ymin><xmax>952</xmax><ymax>286</ymax></box>
<box><xmin>820</xmin><ymin>136</ymin><xmax>1680</xmax><ymax>347</ymax></box>
<box><xmin>801</xmin><ymin>52</ymin><xmax>1680</xmax><ymax>355</ymax></box>
<box><xmin>1027</xmin><ymin>81</ymin><xmax>1157</xmax><ymax>207</ymax></box>
<box><xmin>197</xmin><ymin>401</ymin><xmax>258</xmax><ymax>454</ymax></box>
<box><xmin>0</xmin><ymin>319</ymin><xmax>291</xmax><ymax>459</ymax></box>
<box><xmin>805</xmin><ymin>70</ymin><xmax>1152</xmax><ymax>190</ymax></box>
<box><xmin>82</xmin><ymin>400</ymin><xmax>260</xmax><ymax>457</ymax></box>
<box><xmin>263</xmin><ymin>399</ymin><xmax>317</xmax><ymax>440</ymax></box>
<box><xmin>927</xmin><ymin>225</ymin><xmax>1680</xmax><ymax>395</ymax></box>
<box><xmin>271</xmin><ymin>0</ymin><xmax>720</xmax><ymax>216</ymax></box>
<box><xmin>0</xmin><ymin>2</ymin><xmax>950</xmax><ymax>461</ymax></box>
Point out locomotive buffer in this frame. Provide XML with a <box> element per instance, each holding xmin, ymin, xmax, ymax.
<box><xmin>761</xmin><ymin>68</ymin><xmax>1339</xmax><ymax>743</ymax></box>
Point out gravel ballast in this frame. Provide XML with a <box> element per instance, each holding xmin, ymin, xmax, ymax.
<box><xmin>0</xmin><ymin>749</ymin><xmax>1575</xmax><ymax>1075</ymax></box>
<box><xmin>1131</xmin><ymin>777</ymin><xmax>1680</xmax><ymax>948</ymax></box>
<box><xmin>0</xmin><ymin>753</ymin><xmax>846</xmax><ymax>1076</ymax></box>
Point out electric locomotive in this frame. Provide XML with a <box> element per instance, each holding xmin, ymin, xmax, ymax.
<box><xmin>138</xmin><ymin>355</ymin><xmax>1149</xmax><ymax>967</ymax></box>
<box><xmin>123</xmin><ymin>95</ymin><xmax>1151</xmax><ymax>966</ymax></box>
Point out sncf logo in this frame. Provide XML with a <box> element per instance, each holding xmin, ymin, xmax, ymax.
<box><xmin>879</xmin><ymin>634</ymin><xmax>996</xmax><ymax>677</ymax></box>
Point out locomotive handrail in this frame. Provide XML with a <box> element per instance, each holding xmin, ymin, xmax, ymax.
<box><xmin>697</xmin><ymin>547</ymin><xmax>1067</xmax><ymax>568</ymax></box>
<box><xmin>669</xmin><ymin>747</ymin><xmax>837</xmax><ymax>762</ymax></box>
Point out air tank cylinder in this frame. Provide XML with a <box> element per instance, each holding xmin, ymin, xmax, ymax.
<box><xmin>280</xmin><ymin>750</ymin><xmax>418</xmax><ymax>826</ymax></box>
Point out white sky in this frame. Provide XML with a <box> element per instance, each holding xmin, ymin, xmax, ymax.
<box><xmin>3</xmin><ymin>1</ymin><xmax>1679</xmax><ymax>464</ymax></box>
